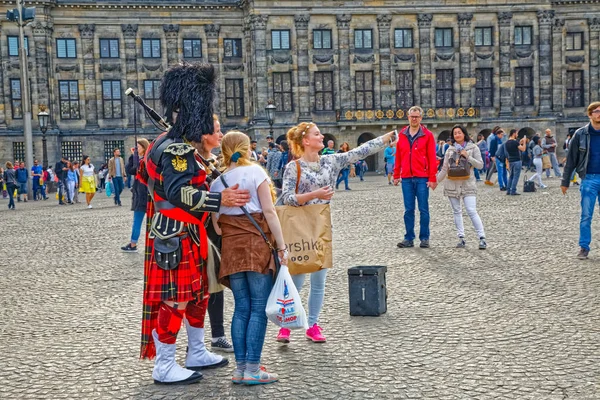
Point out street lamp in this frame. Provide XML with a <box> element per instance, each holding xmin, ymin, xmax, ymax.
<box><xmin>38</xmin><ymin>107</ymin><xmax>49</xmax><ymax>167</ymax></box>
<box><xmin>265</xmin><ymin>100</ymin><xmax>276</xmax><ymax>137</ymax></box>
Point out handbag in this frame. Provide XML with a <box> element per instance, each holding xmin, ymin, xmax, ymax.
<box><xmin>542</xmin><ymin>154</ymin><xmax>551</xmax><ymax>169</ymax></box>
<box><xmin>523</xmin><ymin>173</ymin><xmax>536</xmax><ymax>192</ymax></box>
<box><xmin>447</xmin><ymin>153</ymin><xmax>471</xmax><ymax>180</ymax></box>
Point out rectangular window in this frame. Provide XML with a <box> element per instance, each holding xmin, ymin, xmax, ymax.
<box><xmin>224</xmin><ymin>39</ymin><xmax>242</xmax><ymax>58</ymax></box>
<box><xmin>566</xmin><ymin>32</ymin><xmax>583</xmax><ymax>51</ymax></box>
<box><xmin>225</xmin><ymin>79</ymin><xmax>244</xmax><ymax>117</ymax></box>
<box><xmin>8</xmin><ymin>36</ymin><xmax>28</xmax><ymax>56</ymax></box>
<box><xmin>100</xmin><ymin>39</ymin><xmax>119</xmax><ymax>58</ymax></box>
<box><xmin>475</xmin><ymin>27</ymin><xmax>493</xmax><ymax>46</ymax></box>
<box><xmin>142</xmin><ymin>39</ymin><xmax>161</xmax><ymax>58</ymax></box>
<box><xmin>56</xmin><ymin>38</ymin><xmax>77</xmax><ymax>58</ymax></box>
<box><xmin>61</xmin><ymin>141</ymin><xmax>83</xmax><ymax>163</ymax></box>
<box><xmin>58</xmin><ymin>80</ymin><xmax>81</xmax><ymax>120</ymax></box>
<box><xmin>10</xmin><ymin>79</ymin><xmax>22</xmax><ymax>119</ymax></box>
<box><xmin>395</xmin><ymin>70</ymin><xmax>414</xmax><ymax>110</ymax></box>
<box><xmin>102</xmin><ymin>80</ymin><xmax>122</xmax><ymax>119</ymax></box>
<box><xmin>435</xmin><ymin>28</ymin><xmax>453</xmax><ymax>48</ymax></box>
<box><xmin>104</xmin><ymin>140</ymin><xmax>125</xmax><ymax>162</ymax></box>
<box><xmin>514</xmin><ymin>67</ymin><xmax>533</xmax><ymax>106</ymax></box>
<box><xmin>183</xmin><ymin>39</ymin><xmax>202</xmax><ymax>58</ymax></box>
<box><xmin>271</xmin><ymin>30</ymin><xmax>291</xmax><ymax>50</ymax></box>
<box><xmin>566</xmin><ymin>70</ymin><xmax>584</xmax><ymax>108</ymax></box>
<box><xmin>475</xmin><ymin>68</ymin><xmax>494</xmax><ymax>107</ymax></box>
<box><xmin>272</xmin><ymin>72</ymin><xmax>293</xmax><ymax>112</ymax></box>
<box><xmin>313</xmin><ymin>30</ymin><xmax>332</xmax><ymax>49</ymax></box>
<box><xmin>355</xmin><ymin>71</ymin><xmax>374</xmax><ymax>109</ymax></box>
<box><xmin>515</xmin><ymin>26</ymin><xmax>532</xmax><ymax>45</ymax></box>
<box><xmin>394</xmin><ymin>29</ymin><xmax>413</xmax><ymax>48</ymax></box>
<box><xmin>13</xmin><ymin>142</ymin><xmax>25</xmax><ymax>163</ymax></box>
<box><xmin>143</xmin><ymin>80</ymin><xmax>161</xmax><ymax>113</ymax></box>
<box><xmin>436</xmin><ymin>69</ymin><xmax>454</xmax><ymax>108</ymax></box>
<box><xmin>354</xmin><ymin>29</ymin><xmax>373</xmax><ymax>49</ymax></box>
<box><xmin>314</xmin><ymin>72</ymin><xmax>334</xmax><ymax>111</ymax></box>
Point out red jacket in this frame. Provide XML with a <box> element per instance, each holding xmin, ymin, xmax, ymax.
<box><xmin>393</xmin><ymin>125</ymin><xmax>438</xmax><ymax>182</ymax></box>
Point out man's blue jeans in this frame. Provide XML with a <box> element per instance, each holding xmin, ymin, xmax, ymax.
<box><xmin>57</xmin><ymin>179</ymin><xmax>66</xmax><ymax>204</ymax></box>
<box><xmin>496</xmin><ymin>158</ymin><xmax>507</xmax><ymax>189</ymax></box>
<box><xmin>229</xmin><ymin>271</ymin><xmax>273</xmax><ymax>364</ymax></box>
<box><xmin>112</xmin><ymin>177</ymin><xmax>124</xmax><ymax>205</ymax></box>
<box><xmin>507</xmin><ymin>161</ymin><xmax>522</xmax><ymax>194</ymax></box>
<box><xmin>130</xmin><ymin>210</ymin><xmax>146</xmax><ymax>244</ymax></box>
<box><xmin>336</xmin><ymin>168</ymin><xmax>350</xmax><ymax>189</ymax></box>
<box><xmin>579</xmin><ymin>174</ymin><xmax>600</xmax><ymax>251</ymax></box>
<box><xmin>401</xmin><ymin>177</ymin><xmax>430</xmax><ymax>241</ymax></box>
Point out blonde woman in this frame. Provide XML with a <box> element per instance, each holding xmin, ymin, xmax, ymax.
<box><xmin>210</xmin><ymin>131</ymin><xmax>286</xmax><ymax>385</ymax></box>
<box><xmin>279</xmin><ymin>122</ymin><xmax>395</xmax><ymax>343</ymax></box>
<box><xmin>79</xmin><ymin>155</ymin><xmax>96</xmax><ymax>209</ymax></box>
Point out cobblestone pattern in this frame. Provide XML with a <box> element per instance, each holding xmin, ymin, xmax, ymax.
<box><xmin>0</xmin><ymin>175</ymin><xmax>598</xmax><ymax>399</ymax></box>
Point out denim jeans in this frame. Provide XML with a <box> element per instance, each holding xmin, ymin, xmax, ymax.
<box><xmin>229</xmin><ymin>271</ymin><xmax>273</xmax><ymax>364</ymax></box>
<box><xmin>112</xmin><ymin>177</ymin><xmax>124</xmax><ymax>205</ymax></box>
<box><xmin>33</xmin><ymin>180</ymin><xmax>46</xmax><ymax>199</ymax></box>
<box><xmin>6</xmin><ymin>183</ymin><xmax>15</xmax><ymax>208</ymax></box>
<box><xmin>474</xmin><ymin>168</ymin><xmax>481</xmax><ymax>181</ymax></box>
<box><xmin>130</xmin><ymin>210</ymin><xmax>146</xmax><ymax>244</ymax></box>
<box><xmin>401</xmin><ymin>177</ymin><xmax>430</xmax><ymax>241</ymax></box>
<box><xmin>507</xmin><ymin>161</ymin><xmax>522</xmax><ymax>194</ymax></box>
<box><xmin>357</xmin><ymin>164</ymin><xmax>365</xmax><ymax>181</ymax></box>
<box><xmin>579</xmin><ymin>174</ymin><xmax>600</xmax><ymax>251</ymax></box>
<box><xmin>291</xmin><ymin>268</ymin><xmax>328</xmax><ymax>326</ymax></box>
<box><xmin>545</xmin><ymin>153</ymin><xmax>562</xmax><ymax>178</ymax></box>
<box><xmin>336</xmin><ymin>168</ymin><xmax>350</xmax><ymax>189</ymax></box>
<box><xmin>496</xmin><ymin>158</ymin><xmax>508</xmax><ymax>189</ymax></box>
<box><xmin>58</xmin><ymin>179</ymin><xmax>67</xmax><ymax>204</ymax></box>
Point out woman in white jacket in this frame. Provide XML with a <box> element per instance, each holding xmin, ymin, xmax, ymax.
<box><xmin>437</xmin><ymin>125</ymin><xmax>487</xmax><ymax>249</ymax></box>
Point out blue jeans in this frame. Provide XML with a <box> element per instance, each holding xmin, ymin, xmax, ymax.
<box><xmin>33</xmin><ymin>180</ymin><xmax>46</xmax><ymax>199</ymax></box>
<box><xmin>401</xmin><ymin>177</ymin><xmax>430</xmax><ymax>241</ymax></box>
<box><xmin>546</xmin><ymin>153</ymin><xmax>562</xmax><ymax>178</ymax></box>
<box><xmin>507</xmin><ymin>161</ymin><xmax>522</xmax><ymax>194</ymax></box>
<box><xmin>58</xmin><ymin>179</ymin><xmax>66</xmax><ymax>204</ymax></box>
<box><xmin>579</xmin><ymin>174</ymin><xmax>600</xmax><ymax>251</ymax></box>
<box><xmin>474</xmin><ymin>168</ymin><xmax>481</xmax><ymax>181</ymax></box>
<box><xmin>6</xmin><ymin>183</ymin><xmax>15</xmax><ymax>208</ymax></box>
<box><xmin>130</xmin><ymin>210</ymin><xmax>146</xmax><ymax>244</ymax></box>
<box><xmin>112</xmin><ymin>177</ymin><xmax>124</xmax><ymax>205</ymax></box>
<box><xmin>357</xmin><ymin>164</ymin><xmax>365</xmax><ymax>181</ymax></box>
<box><xmin>336</xmin><ymin>168</ymin><xmax>350</xmax><ymax>189</ymax></box>
<box><xmin>229</xmin><ymin>271</ymin><xmax>273</xmax><ymax>364</ymax></box>
<box><xmin>496</xmin><ymin>159</ymin><xmax>508</xmax><ymax>189</ymax></box>
<box><xmin>291</xmin><ymin>268</ymin><xmax>328</xmax><ymax>326</ymax></box>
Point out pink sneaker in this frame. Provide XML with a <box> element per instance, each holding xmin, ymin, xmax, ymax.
<box><xmin>276</xmin><ymin>328</ymin><xmax>290</xmax><ymax>343</ymax></box>
<box><xmin>305</xmin><ymin>324</ymin><xmax>326</xmax><ymax>343</ymax></box>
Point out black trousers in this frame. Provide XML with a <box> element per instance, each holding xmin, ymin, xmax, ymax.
<box><xmin>207</xmin><ymin>291</ymin><xmax>225</xmax><ymax>338</ymax></box>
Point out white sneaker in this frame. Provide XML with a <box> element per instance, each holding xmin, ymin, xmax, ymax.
<box><xmin>88</xmin><ymin>205</ymin><xmax>93</xmax><ymax>209</ymax></box>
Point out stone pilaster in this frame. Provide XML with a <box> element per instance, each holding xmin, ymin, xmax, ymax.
<box><xmin>295</xmin><ymin>15</ymin><xmax>311</xmax><ymax>120</ymax></box>
<box><xmin>204</xmin><ymin>24</ymin><xmax>220</xmax><ymax>64</ymax></box>
<box><xmin>336</xmin><ymin>14</ymin><xmax>352</xmax><ymax>111</ymax></box>
<box><xmin>0</xmin><ymin>25</ymin><xmax>6</xmax><ymax>128</ymax></box>
<box><xmin>163</xmin><ymin>24</ymin><xmax>180</xmax><ymax>66</ymax></box>
<box><xmin>78</xmin><ymin>24</ymin><xmax>98</xmax><ymax>127</ymax></box>
<box><xmin>498</xmin><ymin>12</ymin><xmax>513</xmax><ymax>116</ymax></box>
<box><xmin>537</xmin><ymin>10</ymin><xmax>554</xmax><ymax>115</ymax></box>
<box><xmin>552</xmin><ymin>18</ymin><xmax>565</xmax><ymax>114</ymax></box>
<box><xmin>589</xmin><ymin>18</ymin><xmax>600</xmax><ymax>103</ymax></box>
<box><xmin>417</xmin><ymin>13</ymin><xmax>433</xmax><ymax>109</ymax></box>
<box><xmin>248</xmin><ymin>14</ymin><xmax>269</xmax><ymax>120</ymax></box>
<box><xmin>32</xmin><ymin>20</ymin><xmax>53</xmax><ymax>122</ymax></box>
<box><xmin>377</xmin><ymin>14</ymin><xmax>393</xmax><ymax>109</ymax></box>
<box><xmin>121</xmin><ymin>24</ymin><xmax>138</xmax><ymax>126</ymax></box>
<box><xmin>457</xmin><ymin>13</ymin><xmax>473</xmax><ymax>108</ymax></box>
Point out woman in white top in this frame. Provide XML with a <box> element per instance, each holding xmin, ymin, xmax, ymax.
<box><xmin>210</xmin><ymin>131</ymin><xmax>286</xmax><ymax>385</ymax></box>
<box><xmin>79</xmin><ymin>155</ymin><xmax>96</xmax><ymax>208</ymax></box>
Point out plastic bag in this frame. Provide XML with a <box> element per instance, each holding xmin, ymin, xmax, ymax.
<box><xmin>265</xmin><ymin>265</ymin><xmax>308</xmax><ymax>330</ymax></box>
<box><xmin>105</xmin><ymin>181</ymin><xmax>113</xmax><ymax>197</ymax></box>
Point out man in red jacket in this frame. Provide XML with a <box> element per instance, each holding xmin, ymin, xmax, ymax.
<box><xmin>393</xmin><ymin>106</ymin><xmax>438</xmax><ymax>248</ymax></box>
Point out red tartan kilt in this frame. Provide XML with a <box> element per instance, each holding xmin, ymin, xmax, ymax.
<box><xmin>144</xmin><ymin>233</ymin><xmax>207</xmax><ymax>303</ymax></box>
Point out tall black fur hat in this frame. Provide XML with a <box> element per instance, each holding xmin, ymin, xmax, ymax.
<box><xmin>160</xmin><ymin>62</ymin><xmax>216</xmax><ymax>142</ymax></box>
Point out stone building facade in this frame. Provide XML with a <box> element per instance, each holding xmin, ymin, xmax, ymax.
<box><xmin>0</xmin><ymin>0</ymin><xmax>598</xmax><ymax>171</ymax></box>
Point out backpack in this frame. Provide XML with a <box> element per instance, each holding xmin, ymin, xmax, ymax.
<box><xmin>495</xmin><ymin>143</ymin><xmax>507</xmax><ymax>163</ymax></box>
<box><xmin>447</xmin><ymin>152</ymin><xmax>471</xmax><ymax>180</ymax></box>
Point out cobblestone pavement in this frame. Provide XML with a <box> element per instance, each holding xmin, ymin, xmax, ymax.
<box><xmin>0</xmin><ymin>174</ymin><xmax>598</xmax><ymax>400</ymax></box>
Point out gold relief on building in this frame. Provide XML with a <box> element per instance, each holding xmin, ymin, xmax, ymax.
<box><xmin>355</xmin><ymin>110</ymin><xmax>364</xmax><ymax>119</ymax></box>
<box><xmin>345</xmin><ymin>110</ymin><xmax>353</xmax><ymax>120</ymax></box>
<box><xmin>366</xmin><ymin>110</ymin><xmax>374</xmax><ymax>119</ymax></box>
<box><xmin>457</xmin><ymin>108</ymin><xmax>465</xmax><ymax>117</ymax></box>
<box><xmin>467</xmin><ymin>108</ymin><xmax>476</xmax><ymax>117</ymax></box>
<box><xmin>386</xmin><ymin>110</ymin><xmax>395</xmax><ymax>119</ymax></box>
<box><xmin>396</xmin><ymin>109</ymin><xmax>404</xmax><ymax>119</ymax></box>
<box><xmin>426</xmin><ymin>109</ymin><xmax>435</xmax><ymax>118</ymax></box>
<box><xmin>447</xmin><ymin>108</ymin><xmax>455</xmax><ymax>118</ymax></box>
<box><xmin>376</xmin><ymin>110</ymin><xmax>384</xmax><ymax>119</ymax></box>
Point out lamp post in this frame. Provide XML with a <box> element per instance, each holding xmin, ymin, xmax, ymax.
<box><xmin>265</xmin><ymin>100</ymin><xmax>276</xmax><ymax>138</ymax></box>
<box><xmin>38</xmin><ymin>108</ymin><xmax>49</xmax><ymax>167</ymax></box>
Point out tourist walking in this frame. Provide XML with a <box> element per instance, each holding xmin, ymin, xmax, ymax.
<box><xmin>3</xmin><ymin>162</ymin><xmax>17</xmax><ymax>209</ymax></box>
<box><xmin>384</xmin><ymin>141</ymin><xmax>396</xmax><ymax>185</ymax></box>
<box><xmin>280</xmin><ymin>121</ymin><xmax>395</xmax><ymax>343</ymax></box>
<box><xmin>55</xmin><ymin>156</ymin><xmax>69</xmax><ymax>205</ymax></box>
<box><xmin>485</xmin><ymin>126</ymin><xmax>506</xmax><ymax>190</ymax></box>
<box><xmin>66</xmin><ymin>162</ymin><xmax>78</xmax><ymax>204</ymax></box>
<box><xmin>31</xmin><ymin>159</ymin><xmax>47</xmax><ymax>200</ymax></box>
<box><xmin>16</xmin><ymin>162</ymin><xmax>28</xmax><ymax>202</ymax></box>
<box><xmin>121</xmin><ymin>140</ymin><xmax>149</xmax><ymax>251</ymax></box>
<box><xmin>505</xmin><ymin>129</ymin><xmax>527</xmax><ymax>196</ymax></box>
<box><xmin>393</xmin><ymin>106</ymin><xmax>439</xmax><ymax>249</ymax></box>
<box><xmin>542</xmin><ymin>129</ymin><xmax>562</xmax><ymax>178</ymax></box>
<box><xmin>335</xmin><ymin>142</ymin><xmax>351</xmax><ymax>190</ymax></box>
<box><xmin>561</xmin><ymin>101</ymin><xmax>600</xmax><ymax>260</ymax></box>
<box><xmin>108</xmin><ymin>148</ymin><xmax>126</xmax><ymax>206</ymax></box>
<box><xmin>322</xmin><ymin>140</ymin><xmax>336</xmax><ymax>155</ymax></box>
<box><xmin>72</xmin><ymin>161</ymin><xmax>81</xmax><ymax>203</ymax></box>
<box><xmin>436</xmin><ymin>125</ymin><xmax>487</xmax><ymax>249</ymax></box>
<box><xmin>211</xmin><ymin>131</ymin><xmax>285</xmax><ymax>385</ymax></box>
<box><xmin>475</xmin><ymin>134</ymin><xmax>488</xmax><ymax>182</ymax></box>
<box><xmin>527</xmin><ymin>137</ymin><xmax>547</xmax><ymax>189</ymax></box>
<box><xmin>79</xmin><ymin>155</ymin><xmax>96</xmax><ymax>208</ymax></box>
<box><xmin>266</xmin><ymin>142</ymin><xmax>283</xmax><ymax>188</ymax></box>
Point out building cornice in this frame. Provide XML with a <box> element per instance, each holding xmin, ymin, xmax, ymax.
<box><xmin>0</xmin><ymin>1</ymin><xmax>241</xmax><ymax>10</ymax></box>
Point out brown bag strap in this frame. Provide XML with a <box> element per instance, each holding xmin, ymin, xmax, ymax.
<box><xmin>295</xmin><ymin>160</ymin><xmax>301</xmax><ymax>194</ymax></box>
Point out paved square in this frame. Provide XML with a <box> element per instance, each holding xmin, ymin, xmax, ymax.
<box><xmin>0</xmin><ymin>175</ymin><xmax>598</xmax><ymax>399</ymax></box>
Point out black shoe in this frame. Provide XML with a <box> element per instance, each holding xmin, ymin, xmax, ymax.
<box><xmin>420</xmin><ymin>240</ymin><xmax>430</xmax><ymax>248</ymax></box>
<box><xmin>577</xmin><ymin>248</ymin><xmax>589</xmax><ymax>260</ymax></box>
<box><xmin>512</xmin><ymin>192</ymin><xmax>521</xmax><ymax>196</ymax></box>
<box><xmin>121</xmin><ymin>243</ymin><xmax>138</xmax><ymax>253</ymax></box>
<box><xmin>397</xmin><ymin>240</ymin><xmax>414</xmax><ymax>248</ymax></box>
<box><xmin>456</xmin><ymin>238</ymin><xmax>466</xmax><ymax>248</ymax></box>
<box><xmin>574</xmin><ymin>182</ymin><xmax>580</xmax><ymax>186</ymax></box>
<box><xmin>345</xmin><ymin>188</ymin><xmax>351</xmax><ymax>191</ymax></box>
<box><xmin>500</xmin><ymin>187</ymin><xmax>507</xmax><ymax>191</ymax></box>
<box><xmin>211</xmin><ymin>337</ymin><xmax>234</xmax><ymax>353</ymax></box>
<box><xmin>479</xmin><ymin>238</ymin><xmax>487</xmax><ymax>250</ymax></box>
